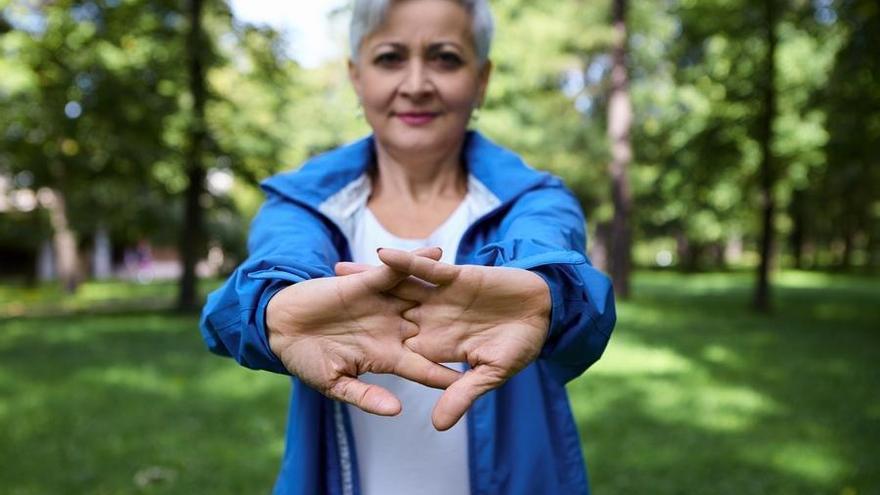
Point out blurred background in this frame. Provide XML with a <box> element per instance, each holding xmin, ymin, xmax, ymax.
<box><xmin>0</xmin><ymin>0</ymin><xmax>877</xmax><ymax>494</ymax></box>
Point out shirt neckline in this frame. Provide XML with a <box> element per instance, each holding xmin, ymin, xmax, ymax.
<box><xmin>364</xmin><ymin>193</ymin><xmax>472</xmax><ymax>244</ymax></box>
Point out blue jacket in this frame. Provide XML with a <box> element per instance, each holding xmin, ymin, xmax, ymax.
<box><xmin>200</xmin><ymin>131</ymin><xmax>616</xmax><ymax>495</ymax></box>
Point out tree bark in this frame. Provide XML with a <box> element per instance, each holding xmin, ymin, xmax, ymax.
<box><xmin>178</xmin><ymin>0</ymin><xmax>207</xmax><ymax>311</ymax></box>
<box><xmin>789</xmin><ymin>189</ymin><xmax>805</xmax><ymax>270</ymax></box>
<box><xmin>839</xmin><ymin>229</ymin><xmax>854</xmax><ymax>271</ymax></box>
<box><xmin>591</xmin><ymin>222</ymin><xmax>612</xmax><ymax>274</ymax></box>
<box><xmin>607</xmin><ymin>0</ymin><xmax>634</xmax><ymax>298</ymax></box>
<box><xmin>753</xmin><ymin>0</ymin><xmax>778</xmax><ymax>313</ymax></box>
<box><xmin>40</xmin><ymin>188</ymin><xmax>80</xmax><ymax>293</ymax></box>
<box><xmin>867</xmin><ymin>229</ymin><xmax>879</xmax><ymax>273</ymax></box>
<box><xmin>92</xmin><ymin>223</ymin><xmax>113</xmax><ymax>280</ymax></box>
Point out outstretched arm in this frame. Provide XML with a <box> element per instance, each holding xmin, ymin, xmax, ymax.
<box><xmin>200</xmin><ymin>194</ymin><xmax>459</xmax><ymax>416</ymax></box>
<box><xmin>338</xmin><ymin>180</ymin><xmax>616</xmax><ymax>429</ymax></box>
<box><xmin>467</xmin><ymin>181</ymin><xmax>616</xmax><ymax>383</ymax></box>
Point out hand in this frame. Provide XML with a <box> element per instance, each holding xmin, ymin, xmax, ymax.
<box><xmin>266</xmin><ymin>247</ymin><xmax>460</xmax><ymax>417</ymax></box>
<box><xmin>351</xmin><ymin>248</ymin><xmax>551</xmax><ymax>431</ymax></box>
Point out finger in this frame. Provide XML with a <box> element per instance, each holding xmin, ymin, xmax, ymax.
<box><xmin>337</xmin><ymin>247</ymin><xmax>442</xmax><ymax>284</ymax></box>
<box><xmin>385</xmin><ymin>276</ymin><xmax>435</xmax><ymax>302</ymax></box>
<box><xmin>342</xmin><ymin>248</ymin><xmax>443</xmax><ymax>292</ymax></box>
<box><xmin>378</xmin><ymin>248</ymin><xmax>459</xmax><ymax>286</ymax></box>
<box><xmin>335</xmin><ymin>262</ymin><xmax>372</xmax><ymax>276</ymax></box>
<box><xmin>357</xmin><ymin>264</ymin><xmax>410</xmax><ymax>292</ymax></box>
<box><xmin>403</xmin><ymin>334</ymin><xmax>464</xmax><ymax>364</ymax></box>
<box><xmin>395</xmin><ymin>313</ymin><xmax>420</xmax><ymax>339</ymax></box>
<box><xmin>402</xmin><ymin>305</ymin><xmax>421</xmax><ymax>324</ymax></box>
<box><xmin>410</xmin><ymin>246</ymin><xmax>443</xmax><ymax>260</ymax></box>
<box><xmin>328</xmin><ymin>376</ymin><xmax>402</xmax><ymax>416</ymax></box>
<box><xmin>392</xmin><ymin>350</ymin><xmax>462</xmax><ymax>390</ymax></box>
<box><xmin>432</xmin><ymin>366</ymin><xmax>501</xmax><ymax>431</ymax></box>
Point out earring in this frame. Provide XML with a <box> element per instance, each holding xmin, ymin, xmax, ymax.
<box><xmin>471</xmin><ymin>106</ymin><xmax>481</xmax><ymax>123</ymax></box>
<box><xmin>355</xmin><ymin>101</ymin><xmax>364</xmax><ymax>120</ymax></box>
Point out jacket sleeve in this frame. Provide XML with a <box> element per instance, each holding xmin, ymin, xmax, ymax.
<box><xmin>470</xmin><ymin>178</ymin><xmax>616</xmax><ymax>384</ymax></box>
<box><xmin>199</xmin><ymin>191</ymin><xmax>344</xmax><ymax>374</ymax></box>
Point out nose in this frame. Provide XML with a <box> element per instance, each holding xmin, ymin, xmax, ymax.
<box><xmin>399</xmin><ymin>59</ymin><xmax>433</xmax><ymax>100</ymax></box>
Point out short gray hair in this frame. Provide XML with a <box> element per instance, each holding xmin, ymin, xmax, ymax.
<box><xmin>349</xmin><ymin>0</ymin><xmax>494</xmax><ymax>65</ymax></box>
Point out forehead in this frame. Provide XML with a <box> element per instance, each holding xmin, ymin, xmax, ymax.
<box><xmin>364</xmin><ymin>0</ymin><xmax>474</xmax><ymax>49</ymax></box>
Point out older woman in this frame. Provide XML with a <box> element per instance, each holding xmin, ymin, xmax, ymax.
<box><xmin>200</xmin><ymin>0</ymin><xmax>616</xmax><ymax>494</ymax></box>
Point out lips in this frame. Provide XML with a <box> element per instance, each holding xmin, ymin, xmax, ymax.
<box><xmin>396</xmin><ymin>112</ymin><xmax>439</xmax><ymax>126</ymax></box>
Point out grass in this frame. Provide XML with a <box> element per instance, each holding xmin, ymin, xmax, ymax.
<box><xmin>570</xmin><ymin>271</ymin><xmax>880</xmax><ymax>495</ymax></box>
<box><xmin>0</xmin><ymin>280</ymin><xmax>191</xmax><ymax>317</ymax></box>
<box><xmin>0</xmin><ymin>272</ymin><xmax>877</xmax><ymax>494</ymax></box>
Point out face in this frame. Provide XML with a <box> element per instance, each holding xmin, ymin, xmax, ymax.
<box><xmin>349</xmin><ymin>0</ymin><xmax>492</xmax><ymax>158</ymax></box>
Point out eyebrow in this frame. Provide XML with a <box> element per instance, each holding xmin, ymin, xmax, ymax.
<box><xmin>370</xmin><ymin>41</ymin><xmax>466</xmax><ymax>53</ymax></box>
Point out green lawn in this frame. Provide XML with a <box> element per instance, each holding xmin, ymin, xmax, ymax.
<box><xmin>0</xmin><ymin>272</ymin><xmax>877</xmax><ymax>494</ymax></box>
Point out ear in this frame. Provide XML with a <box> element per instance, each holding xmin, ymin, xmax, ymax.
<box><xmin>475</xmin><ymin>59</ymin><xmax>493</xmax><ymax>106</ymax></box>
<box><xmin>348</xmin><ymin>58</ymin><xmax>363</xmax><ymax>100</ymax></box>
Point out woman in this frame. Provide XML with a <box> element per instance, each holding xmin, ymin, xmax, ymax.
<box><xmin>200</xmin><ymin>0</ymin><xmax>616</xmax><ymax>494</ymax></box>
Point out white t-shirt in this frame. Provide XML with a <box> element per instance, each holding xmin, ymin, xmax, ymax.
<box><xmin>343</xmin><ymin>179</ymin><xmax>494</xmax><ymax>495</ymax></box>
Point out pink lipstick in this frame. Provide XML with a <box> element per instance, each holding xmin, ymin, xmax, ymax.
<box><xmin>397</xmin><ymin>112</ymin><xmax>439</xmax><ymax>126</ymax></box>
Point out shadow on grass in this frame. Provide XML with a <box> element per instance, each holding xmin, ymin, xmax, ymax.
<box><xmin>0</xmin><ymin>311</ymin><xmax>290</xmax><ymax>495</ymax></box>
<box><xmin>1</xmin><ymin>273</ymin><xmax>877</xmax><ymax>494</ymax></box>
<box><xmin>569</xmin><ymin>271</ymin><xmax>879</xmax><ymax>495</ymax></box>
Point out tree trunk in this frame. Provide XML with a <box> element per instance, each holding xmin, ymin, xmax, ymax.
<box><xmin>753</xmin><ymin>0</ymin><xmax>778</xmax><ymax>313</ymax></box>
<box><xmin>92</xmin><ymin>223</ymin><xmax>113</xmax><ymax>280</ymax></box>
<box><xmin>607</xmin><ymin>0</ymin><xmax>634</xmax><ymax>298</ymax></box>
<box><xmin>676</xmin><ymin>230</ymin><xmax>690</xmax><ymax>272</ymax></box>
<box><xmin>591</xmin><ymin>222</ymin><xmax>612</xmax><ymax>274</ymax></box>
<box><xmin>37</xmin><ymin>239</ymin><xmax>56</xmax><ymax>283</ymax></box>
<box><xmin>789</xmin><ymin>189</ymin><xmax>805</xmax><ymax>270</ymax></box>
<box><xmin>711</xmin><ymin>242</ymin><xmax>726</xmax><ymax>269</ymax></box>
<box><xmin>178</xmin><ymin>0</ymin><xmax>207</xmax><ymax>311</ymax></box>
<box><xmin>41</xmin><ymin>188</ymin><xmax>80</xmax><ymax>293</ymax></box>
<box><xmin>867</xmin><ymin>229</ymin><xmax>879</xmax><ymax>273</ymax></box>
<box><xmin>839</xmin><ymin>229</ymin><xmax>854</xmax><ymax>271</ymax></box>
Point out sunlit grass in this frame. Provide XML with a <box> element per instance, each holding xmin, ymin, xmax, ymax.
<box><xmin>0</xmin><ymin>279</ymin><xmax>222</xmax><ymax>317</ymax></box>
<box><xmin>569</xmin><ymin>270</ymin><xmax>879</xmax><ymax>495</ymax></box>
<box><xmin>0</xmin><ymin>271</ymin><xmax>877</xmax><ymax>494</ymax></box>
<box><xmin>0</xmin><ymin>311</ymin><xmax>289</xmax><ymax>494</ymax></box>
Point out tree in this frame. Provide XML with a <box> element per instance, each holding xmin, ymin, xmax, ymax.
<box><xmin>178</xmin><ymin>0</ymin><xmax>208</xmax><ymax>310</ymax></box>
<box><xmin>753</xmin><ymin>0</ymin><xmax>779</xmax><ymax>312</ymax></box>
<box><xmin>819</xmin><ymin>0</ymin><xmax>880</xmax><ymax>271</ymax></box>
<box><xmin>0</xmin><ymin>0</ymin><xmax>185</xmax><ymax>291</ymax></box>
<box><xmin>606</xmin><ymin>0</ymin><xmax>634</xmax><ymax>298</ymax></box>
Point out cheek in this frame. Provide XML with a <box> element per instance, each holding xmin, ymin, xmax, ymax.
<box><xmin>359</xmin><ymin>75</ymin><xmax>399</xmax><ymax>109</ymax></box>
<box><xmin>440</xmin><ymin>77</ymin><xmax>483</xmax><ymax>111</ymax></box>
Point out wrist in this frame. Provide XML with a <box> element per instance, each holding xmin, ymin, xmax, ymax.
<box><xmin>265</xmin><ymin>284</ymin><xmax>299</xmax><ymax>342</ymax></box>
<box><xmin>523</xmin><ymin>269</ymin><xmax>552</xmax><ymax>342</ymax></box>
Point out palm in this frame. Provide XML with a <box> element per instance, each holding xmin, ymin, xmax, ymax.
<box><xmin>402</xmin><ymin>265</ymin><xmax>547</xmax><ymax>366</ymax></box>
<box><xmin>266</xmin><ymin>248</ymin><xmax>459</xmax><ymax>416</ymax></box>
<box><xmin>375</xmin><ymin>249</ymin><xmax>551</xmax><ymax>430</ymax></box>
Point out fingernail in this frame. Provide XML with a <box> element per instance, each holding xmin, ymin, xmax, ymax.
<box><xmin>376</xmin><ymin>248</ymin><xmax>384</xmax><ymax>254</ymax></box>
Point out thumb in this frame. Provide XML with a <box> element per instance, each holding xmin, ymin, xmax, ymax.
<box><xmin>431</xmin><ymin>366</ymin><xmax>501</xmax><ymax>431</ymax></box>
<box><xmin>335</xmin><ymin>262</ymin><xmax>372</xmax><ymax>276</ymax></box>
<box><xmin>329</xmin><ymin>376</ymin><xmax>402</xmax><ymax>416</ymax></box>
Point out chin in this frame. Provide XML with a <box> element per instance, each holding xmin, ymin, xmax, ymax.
<box><xmin>380</xmin><ymin>123</ymin><xmax>467</xmax><ymax>156</ymax></box>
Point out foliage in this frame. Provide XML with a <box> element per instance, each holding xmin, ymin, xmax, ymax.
<box><xmin>0</xmin><ymin>0</ymin><xmax>185</xmax><ymax>244</ymax></box>
<box><xmin>0</xmin><ymin>0</ymin><xmax>877</xmax><ymax>289</ymax></box>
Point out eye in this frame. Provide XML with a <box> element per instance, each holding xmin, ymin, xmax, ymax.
<box><xmin>373</xmin><ymin>51</ymin><xmax>404</xmax><ymax>68</ymax></box>
<box><xmin>433</xmin><ymin>51</ymin><xmax>463</xmax><ymax>69</ymax></box>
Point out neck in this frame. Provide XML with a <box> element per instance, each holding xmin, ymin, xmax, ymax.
<box><xmin>371</xmin><ymin>140</ymin><xmax>467</xmax><ymax>204</ymax></box>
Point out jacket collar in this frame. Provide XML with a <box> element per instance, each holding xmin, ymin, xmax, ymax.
<box><xmin>260</xmin><ymin>131</ymin><xmax>551</xmax><ymax>209</ymax></box>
